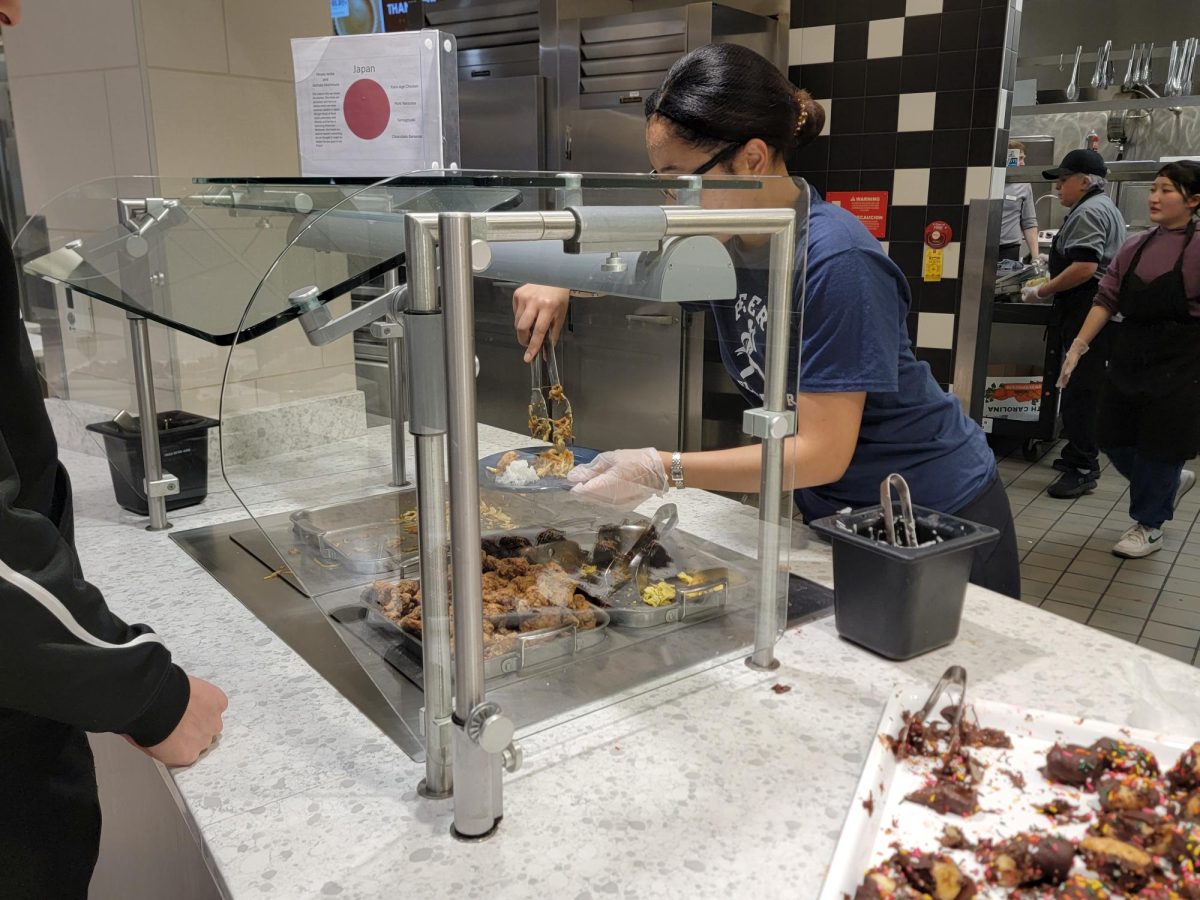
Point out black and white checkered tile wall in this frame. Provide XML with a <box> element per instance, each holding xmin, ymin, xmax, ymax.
<box><xmin>788</xmin><ymin>0</ymin><xmax>1019</xmax><ymax>385</ymax></box>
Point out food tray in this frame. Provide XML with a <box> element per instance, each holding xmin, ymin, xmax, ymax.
<box><xmin>501</xmin><ymin>522</ymin><xmax>746</xmax><ymax>629</ymax></box>
<box><xmin>361</xmin><ymin>590</ymin><xmax>611</xmax><ymax>680</ymax></box>
<box><xmin>318</xmin><ymin>522</ymin><xmax>421</xmax><ymax>576</ymax></box>
<box><xmin>818</xmin><ymin>686</ymin><xmax>1196</xmax><ymax>898</ymax></box>
<box><xmin>289</xmin><ymin>489</ymin><xmax>540</xmax><ymax>572</ymax></box>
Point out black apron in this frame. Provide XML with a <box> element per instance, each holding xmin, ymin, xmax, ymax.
<box><xmin>1098</xmin><ymin>222</ymin><xmax>1200</xmax><ymax>461</ymax></box>
<box><xmin>1049</xmin><ymin>186</ymin><xmax>1106</xmax><ymax>338</ymax></box>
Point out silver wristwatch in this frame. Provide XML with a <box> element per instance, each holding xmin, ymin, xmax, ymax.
<box><xmin>670</xmin><ymin>451</ymin><xmax>685</xmax><ymax>490</ymax></box>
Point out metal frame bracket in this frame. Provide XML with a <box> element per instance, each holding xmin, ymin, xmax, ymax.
<box><xmin>742</xmin><ymin>407</ymin><xmax>795</xmax><ymax>440</ymax></box>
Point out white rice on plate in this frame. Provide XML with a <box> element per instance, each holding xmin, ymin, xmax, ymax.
<box><xmin>496</xmin><ymin>459</ymin><xmax>540</xmax><ymax>487</ymax></box>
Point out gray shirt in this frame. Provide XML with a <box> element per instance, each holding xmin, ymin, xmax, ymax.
<box><xmin>1054</xmin><ymin>188</ymin><xmax>1127</xmax><ymax>276</ymax></box>
<box><xmin>1000</xmin><ymin>182</ymin><xmax>1037</xmax><ymax>246</ymax></box>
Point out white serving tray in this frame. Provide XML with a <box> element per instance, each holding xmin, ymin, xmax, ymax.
<box><xmin>818</xmin><ymin>685</ymin><xmax>1196</xmax><ymax>898</ymax></box>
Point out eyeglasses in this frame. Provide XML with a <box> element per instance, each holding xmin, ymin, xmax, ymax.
<box><xmin>652</xmin><ymin>142</ymin><xmax>744</xmax><ymax>201</ymax></box>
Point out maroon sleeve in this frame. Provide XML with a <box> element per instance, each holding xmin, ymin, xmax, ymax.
<box><xmin>1093</xmin><ymin>232</ymin><xmax>1143</xmax><ymax>314</ymax></box>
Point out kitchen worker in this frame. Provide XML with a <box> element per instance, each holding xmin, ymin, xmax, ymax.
<box><xmin>1000</xmin><ymin>140</ymin><xmax>1041</xmax><ymax>262</ymax></box>
<box><xmin>513</xmin><ymin>43</ymin><xmax>1020</xmax><ymax>598</ymax></box>
<box><xmin>1021</xmin><ymin>149</ymin><xmax>1127</xmax><ymax>499</ymax></box>
<box><xmin>1057</xmin><ymin>161</ymin><xmax>1200</xmax><ymax>558</ymax></box>
<box><xmin>1</xmin><ymin>4</ymin><xmax>227</xmax><ymax>889</ymax></box>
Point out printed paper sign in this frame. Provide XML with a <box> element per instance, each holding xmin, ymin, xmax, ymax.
<box><xmin>292</xmin><ymin>33</ymin><xmax>452</xmax><ymax>176</ymax></box>
<box><xmin>827</xmin><ymin>191</ymin><xmax>889</xmax><ymax>239</ymax></box>
<box><xmin>922</xmin><ymin>246</ymin><xmax>943</xmax><ymax>282</ymax></box>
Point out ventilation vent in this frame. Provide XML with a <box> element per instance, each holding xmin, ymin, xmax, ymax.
<box><xmin>424</xmin><ymin>0</ymin><xmax>539</xmax><ymax>52</ymax></box>
<box><xmin>578</xmin><ymin>15</ymin><xmax>687</xmax><ymax>95</ymax></box>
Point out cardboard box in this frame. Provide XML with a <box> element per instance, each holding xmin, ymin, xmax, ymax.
<box><xmin>983</xmin><ymin>376</ymin><xmax>1043</xmax><ymax>422</ymax></box>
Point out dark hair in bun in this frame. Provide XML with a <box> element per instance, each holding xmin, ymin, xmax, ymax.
<box><xmin>644</xmin><ymin>43</ymin><xmax>825</xmax><ymax>174</ymax></box>
<box><xmin>1157</xmin><ymin>160</ymin><xmax>1200</xmax><ymax>217</ymax></box>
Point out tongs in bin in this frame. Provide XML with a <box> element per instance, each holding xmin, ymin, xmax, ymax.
<box><xmin>880</xmin><ymin>473</ymin><xmax>918</xmax><ymax>548</ymax></box>
<box><xmin>895</xmin><ymin>665</ymin><xmax>968</xmax><ymax>762</ymax></box>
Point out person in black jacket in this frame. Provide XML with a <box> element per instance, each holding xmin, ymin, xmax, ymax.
<box><xmin>0</xmin><ymin>12</ymin><xmax>228</xmax><ymax>886</ymax></box>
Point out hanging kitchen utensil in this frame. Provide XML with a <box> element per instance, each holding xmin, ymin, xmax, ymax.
<box><xmin>1166</xmin><ymin>40</ymin><xmax>1181</xmax><ymax>95</ymax></box>
<box><xmin>1184</xmin><ymin>37</ymin><xmax>1198</xmax><ymax>95</ymax></box>
<box><xmin>1122</xmin><ymin>43</ymin><xmax>1139</xmax><ymax>92</ymax></box>
<box><xmin>1066</xmin><ymin>45</ymin><xmax>1082</xmax><ymax>101</ymax></box>
<box><xmin>880</xmin><ymin>473</ymin><xmax>918</xmax><ymax>548</ymax></box>
<box><xmin>1141</xmin><ymin>42</ymin><xmax>1155</xmax><ymax>86</ymax></box>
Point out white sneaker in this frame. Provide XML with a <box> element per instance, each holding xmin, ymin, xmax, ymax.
<box><xmin>1112</xmin><ymin>524</ymin><xmax>1163</xmax><ymax>559</ymax></box>
<box><xmin>1176</xmin><ymin>469</ymin><xmax>1196</xmax><ymax>511</ymax></box>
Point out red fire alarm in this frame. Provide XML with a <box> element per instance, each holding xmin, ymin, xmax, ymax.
<box><xmin>924</xmin><ymin>220</ymin><xmax>952</xmax><ymax>249</ymax></box>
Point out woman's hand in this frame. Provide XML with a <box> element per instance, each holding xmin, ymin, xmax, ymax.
<box><xmin>513</xmin><ymin>284</ymin><xmax>569</xmax><ymax>363</ymax></box>
<box><xmin>568</xmin><ymin>448</ymin><xmax>668</xmax><ymax>509</ymax></box>
<box><xmin>1057</xmin><ymin>338</ymin><xmax>1089</xmax><ymax>389</ymax></box>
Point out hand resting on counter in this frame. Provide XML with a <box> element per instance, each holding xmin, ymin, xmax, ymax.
<box><xmin>127</xmin><ymin>675</ymin><xmax>228</xmax><ymax>767</ymax></box>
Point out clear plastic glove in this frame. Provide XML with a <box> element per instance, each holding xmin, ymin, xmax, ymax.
<box><xmin>513</xmin><ymin>283</ymin><xmax>569</xmax><ymax>363</ymax></box>
<box><xmin>568</xmin><ymin>448</ymin><xmax>668</xmax><ymax>509</ymax></box>
<box><xmin>1057</xmin><ymin>338</ymin><xmax>1089</xmax><ymax>389</ymax></box>
<box><xmin>1020</xmin><ymin>284</ymin><xmax>1044</xmax><ymax>303</ymax></box>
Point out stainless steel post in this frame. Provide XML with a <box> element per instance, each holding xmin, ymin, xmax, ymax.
<box><xmin>747</xmin><ymin>203</ymin><xmax>800</xmax><ymax>671</ymax></box>
<box><xmin>126</xmin><ymin>313</ymin><xmax>177</xmax><ymax>531</ymax></box>
<box><xmin>441</xmin><ymin>212</ymin><xmax>505</xmax><ymax>840</ymax></box>
<box><xmin>404</xmin><ymin>216</ymin><xmax>453</xmax><ymax>800</ymax></box>
<box><xmin>382</xmin><ymin>268</ymin><xmax>409</xmax><ymax>487</ymax></box>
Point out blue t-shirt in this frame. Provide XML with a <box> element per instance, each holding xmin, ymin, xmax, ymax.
<box><xmin>688</xmin><ymin>190</ymin><xmax>996</xmax><ymax>520</ymax></box>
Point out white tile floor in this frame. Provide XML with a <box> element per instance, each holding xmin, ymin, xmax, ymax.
<box><xmin>1000</xmin><ymin>443</ymin><xmax>1200</xmax><ymax>667</ymax></box>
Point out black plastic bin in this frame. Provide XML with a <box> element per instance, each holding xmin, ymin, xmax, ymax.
<box><xmin>86</xmin><ymin>411</ymin><xmax>218</xmax><ymax>516</ymax></box>
<box><xmin>808</xmin><ymin>504</ymin><xmax>999</xmax><ymax>660</ymax></box>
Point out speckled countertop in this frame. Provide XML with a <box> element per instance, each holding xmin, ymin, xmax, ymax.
<box><xmin>62</xmin><ymin>422</ymin><xmax>1200</xmax><ymax>900</ymax></box>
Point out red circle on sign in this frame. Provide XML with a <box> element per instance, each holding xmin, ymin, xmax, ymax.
<box><xmin>343</xmin><ymin>78</ymin><xmax>389</xmax><ymax>140</ymax></box>
<box><xmin>924</xmin><ymin>220</ymin><xmax>953</xmax><ymax>249</ymax></box>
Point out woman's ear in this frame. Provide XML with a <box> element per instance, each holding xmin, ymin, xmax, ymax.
<box><xmin>736</xmin><ymin>138</ymin><xmax>772</xmax><ymax>175</ymax></box>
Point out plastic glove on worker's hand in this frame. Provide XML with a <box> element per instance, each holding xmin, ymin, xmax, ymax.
<box><xmin>568</xmin><ymin>448</ymin><xmax>668</xmax><ymax>509</ymax></box>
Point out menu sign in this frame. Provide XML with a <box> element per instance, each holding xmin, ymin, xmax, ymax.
<box><xmin>292</xmin><ymin>33</ymin><xmax>457</xmax><ymax>176</ymax></box>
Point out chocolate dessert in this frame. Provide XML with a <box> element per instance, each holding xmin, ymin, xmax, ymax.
<box><xmin>905</xmin><ymin>778</ymin><xmax>980</xmax><ymax>817</ymax></box>
<box><xmin>1177</xmin><ymin>788</ymin><xmax>1200</xmax><ymax>822</ymax></box>
<box><xmin>985</xmin><ymin>832</ymin><xmax>1075</xmax><ymax>887</ymax></box>
<box><xmin>1089</xmin><ymin>809</ymin><xmax>1175</xmax><ymax>855</ymax></box>
<box><xmin>535</xmin><ymin>527</ymin><xmax>565</xmax><ymax>545</ymax></box>
<box><xmin>592</xmin><ymin>524</ymin><xmax>624</xmax><ymax>567</ymax></box>
<box><xmin>1093</xmin><ymin>737</ymin><xmax>1160</xmax><ymax>778</ymax></box>
<box><xmin>1097</xmin><ymin>774</ymin><xmax>1163</xmax><ymax>812</ymax></box>
<box><xmin>1054</xmin><ymin>874</ymin><xmax>1111</xmax><ymax>898</ymax></box>
<box><xmin>1044</xmin><ymin>742</ymin><xmax>1107</xmax><ymax>789</ymax></box>
<box><xmin>939</xmin><ymin>825</ymin><xmax>973</xmax><ymax>850</ymax></box>
<box><xmin>1169</xmin><ymin>743</ymin><xmax>1200</xmax><ymax>792</ymax></box>
<box><xmin>1079</xmin><ymin>835</ymin><xmax>1154</xmax><ymax>893</ymax></box>
<box><xmin>855</xmin><ymin>850</ymin><xmax>976</xmax><ymax>900</ymax></box>
<box><xmin>1037</xmin><ymin>798</ymin><xmax>1093</xmax><ymax>825</ymax></box>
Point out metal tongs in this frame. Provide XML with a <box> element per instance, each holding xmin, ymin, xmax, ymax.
<box><xmin>895</xmin><ymin>665</ymin><xmax>969</xmax><ymax>762</ymax></box>
<box><xmin>880</xmin><ymin>473</ymin><xmax>918</xmax><ymax>548</ymax></box>
<box><xmin>542</xmin><ymin>340</ymin><xmax>573</xmax><ymax>446</ymax></box>
<box><xmin>598</xmin><ymin>503</ymin><xmax>679</xmax><ymax>600</ymax></box>
<box><xmin>529</xmin><ymin>356</ymin><xmax>551</xmax><ymax>442</ymax></box>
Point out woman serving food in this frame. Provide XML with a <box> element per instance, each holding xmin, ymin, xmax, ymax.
<box><xmin>513</xmin><ymin>44</ymin><xmax>1019</xmax><ymax>598</ymax></box>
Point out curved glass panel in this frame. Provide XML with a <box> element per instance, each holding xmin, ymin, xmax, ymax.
<box><xmin>218</xmin><ymin>170</ymin><xmax>808</xmax><ymax>756</ymax></box>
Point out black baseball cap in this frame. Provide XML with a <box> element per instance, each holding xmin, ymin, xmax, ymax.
<box><xmin>1043</xmin><ymin>148</ymin><xmax>1108</xmax><ymax>179</ymax></box>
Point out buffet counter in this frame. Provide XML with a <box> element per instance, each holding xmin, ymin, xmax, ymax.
<box><xmin>63</xmin><ymin>422</ymin><xmax>1200</xmax><ymax>899</ymax></box>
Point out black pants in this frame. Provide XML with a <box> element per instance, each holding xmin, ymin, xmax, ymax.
<box><xmin>1058</xmin><ymin>320</ymin><xmax>1109</xmax><ymax>472</ymax></box>
<box><xmin>0</xmin><ymin>722</ymin><xmax>101</xmax><ymax>899</ymax></box>
<box><xmin>953</xmin><ymin>474</ymin><xmax>1021</xmax><ymax>599</ymax></box>
<box><xmin>999</xmin><ymin>242</ymin><xmax>1022</xmax><ymax>261</ymax></box>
